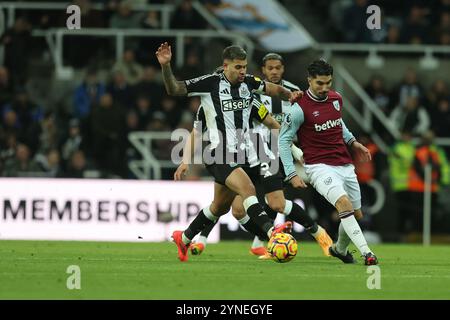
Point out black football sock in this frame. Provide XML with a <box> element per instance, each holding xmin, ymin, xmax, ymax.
<box><xmin>284</xmin><ymin>200</ymin><xmax>318</xmax><ymax>234</ymax></box>
<box><xmin>184</xmin><ymin>206</ymin><xmax>218</xmax><ymax>241</ymax></box>
<box><xmin>243</xmin><ymin>196</ymin><xmax>274</xmax><ymax>236</ymax></box>
<box><xmin>239</xmin><ymin>215</ymin><xmax>269</xmax><ymax>241</ymax></box>
<box><xmin>264</xmin><ymin>203</ymin><xmax>277</xmax><ymax>221</ymax></box>
<box><xmin>199</xmin><ymin>220</ymin><xmax>217</xmax><ymax>238</ymax></box>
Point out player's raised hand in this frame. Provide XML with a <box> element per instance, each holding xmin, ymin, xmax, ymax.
<box><xmin>290</xmin><ymin>175</ymin><xmax>307</xmax><ymax>189</ymax></box>
<box><xmin>174</xmin><ymin>163</ymin><xmax>189</xmax><ymax>181</ymax></box>
<box><xmin>289</xmin><ymin>90</ymin><xmax>303</xmax><ymax>103</ymax></box>
<box><xmin>156</xmin><ymin>42</ymin><xmax>172</xmax><ymax>66</ymax></box>
<box><xmin>351</xmin><ymin>141</ymin><xmax>372</xmax><ymax>162</ymax></box>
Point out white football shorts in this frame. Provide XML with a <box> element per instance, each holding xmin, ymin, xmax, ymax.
<box><xmin>304</xmin><ymin>163</ymin><xmax>361</xmax><ymax>210</ymax></box>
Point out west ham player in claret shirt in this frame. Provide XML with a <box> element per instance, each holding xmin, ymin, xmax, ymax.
<box><xmin>279</xmin><ymin>60</ymin><xmax>378</xmax><ymax>265</ymax></box>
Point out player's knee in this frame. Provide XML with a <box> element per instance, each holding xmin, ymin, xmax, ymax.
<box><xmin>268</xmin><ymin>198</ymin><xmax>285</xmax><ymax>214</ymax></box>
<box><xmin>232</xmin><ymin>206</ymin><xmax>246</xmax><ymax>220</ymax></box>
<box><xmin>354</xmin><ymin>209</ymin><xmax>363</xmax><ymax>220</ymax></box>
<box><xmin>335</xmin><ymin>195</ymin><xmax>353</xmax><ymax>212</ymax></box>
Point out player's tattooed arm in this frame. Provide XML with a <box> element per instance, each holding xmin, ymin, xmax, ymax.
<box><xmin>161</xmin><ymin>64</ymin><xmax>188</xmax><ymax>96</ymax></box>
<box><xmin>156</xmin><ymin>42</ymin><xmax>187</xmax><ymax>96</ymax></box>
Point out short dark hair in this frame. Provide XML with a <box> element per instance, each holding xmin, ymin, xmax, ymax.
<box><xmin>307</xmin><ymin>59</ymin><xmax>333</xmax><ymax>78</ymax></box>
<box><xmin>262</xmin><ymin>53</ymin><xmax>283</xmax><ymax>66</ymax></box>
<box><xmin>222</xmin><ymin>45</ymin><xmax>247</xmax><ymax>61</ymax></box>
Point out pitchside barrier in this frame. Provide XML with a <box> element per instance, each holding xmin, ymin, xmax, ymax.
<box><xmin>0</xmin><ymin>178</ymin><xmax>223</xmax><ymax>242</ymax></box>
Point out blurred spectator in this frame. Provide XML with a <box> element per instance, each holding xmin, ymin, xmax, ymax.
<box><xmin>148</xmin><ymin>111</ymin><xmax>170</xmax><ymax>131</ymax></box>
<box><xmin>126</xmin><ymin>110</ymin><xmax>139</xmax><ymax>132</ymax></box>
<box><xmin>426</xmin><ymin>79</ymin><xmax>449</xmax><ymax>110</ymax></box>
<box><xmin>90</xmin><ymin>93</ymin><xmax>127</xmax><ymax>177</ymax></box>
<box><xmin>160</xmin><ymin>96</ymin><xmax>181</xmax><ymax>129</ymax></box>
<box><xmin>0</xmin><ymin>133</ymin><xmax>17</xmax><ymax>174</ymax></box>
<box><xmin>73</xmin><ymin>69</ymin><xmax>106</xmax><ymax>119</ymax></box>
<box><xmin>390</xmin><ymin>69</ymin><xmax>425</xmax><ymax>110</ymax></box>
<box><xmin>431</xmin><ymin>99</ymin><xmax>450</xmax><ymax>138</ymax></box>
<box><xmin>112</xmin><ymin>49</ymin><xmax>144</xmax><ymax>85</ymax></box>
<box><xmin>134</xmin><ymin>94</ymin><xmax>153</xmax><ymax>130</ymax></box>
<box><xmin>109</xmin><ymin>1</ymin><xmax>143</xmax><ymax>29</ymax></box>
<box><xmin>106</xmin><ymin>70</ymin><xmax>134</xmax><ymax>108</ymax></box>
<box><xmin>407</xmin><ymin>131</ymin><xmax>449</xmax><ymax>233</ymax></box>
<box><xmin>1</xmin><ymin>111</ymin><xmax>21</xmax><ymax>143</ymax></box>
<box><xmin>178</xmin><ymin>111</ymin><xmax>194</xmax><ymax>131</ymax></box>
<box><xmin>138</xmin><ymin>11</ymin><xmax>163</xmax><ymax>65</ymax></box>
<box><xmin>388</xmin><ymin>131</ymin><xmax>416</xmax><ymax>236</ymax></box>
<box><xmin>0</xmin><ymin>67</ymin><xmax>14</xmax><ymax>107</ymax></box>
<box><xmin>0</xmin><ymin>17</ymin><xmax>32</xmax><ymax>87</ymax></box>
<box><xmin>390</xmin><ymin>96</ymin><xmax>430</xmax><ymax>137</ymax></box>
<box><xmin>64</xmin><ymin>0</ymin><xmax>108</xmax><ymax>68</ymax></box>
<box><xmin>1</xmin><ymin>88</ymin><xmax>43</xmax><ymax>152</ymax></box>
<box><xmin>170</xmin><ymin>0</ymin><xmax>207</xmax><ymax>30</ymax></box>
<box><xmin>133</xmin><ymin>66</ymin><xmax>164</xmax><ymax>107</ymax></box>
<box><xmin>176</xmin><ymin>49</ymin><xmax>203</xmax><ymax>80</ymax></box>
<box><xmin>365</xmin><ymin>75</ymin><xmax>391</xmax><ymax>114</ymax></box>
<box><xmin>434</xmin><ymin>12</ymin><xmax>450</xmax><ymax>42</ymax></box>
<box><xmin>31</xmin><ymin>112</ymin><xmax>60</xmax><ymax>161</ymax></box>
<box><xmin>61</xmin><ymin>119</ymin><xmax>85</xmax><ymax>168</ymax></box>
<box><xmin>35</xmin><ymin>149</ymin><xmax>63</xmax><ymax>177</ymax></box>
<box><xmin>2</xmin><ymin>143</ymin><xmax>41</xmax><ymax>177</ymax></box>
<box><xmin>142</xmin><ymin>10</ymin><xmax>160</xmax><ymax>29</ymax></box>
<box><xmin>64</xmin><ymin>150</ymin><xmax>91</xmax><ymax>178</ymax></box>
<box><xmin>109</xmin><ymin>0</ymin><xmax>144</xmax><ymax>50</ymax></box>
<box><xmin>385</xmin><ymin>24</ymin><xmax>401</xmax><ymax>44</ymax></box>
<box><xmin>400</xmin><ymin>6</ymin><xmax>430</xmax><ymax>44</ymax></box>
<box><xmin>341</xmin><ymin>0</ymin><xmax>371</xmax><ymax>43</ymax></box>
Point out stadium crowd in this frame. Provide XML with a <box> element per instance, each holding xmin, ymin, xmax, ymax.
<box><xmin>311</xmin><ymin>0</ymin><xmax>450</xmax><ymax>45</ymax></box>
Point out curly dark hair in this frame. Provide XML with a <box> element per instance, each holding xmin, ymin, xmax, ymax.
<box><xmin>307</xmin><ymin>59</ymin><xmax>333</xmax><ymax>78</ymax></box>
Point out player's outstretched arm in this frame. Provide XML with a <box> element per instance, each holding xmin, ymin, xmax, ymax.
<box><xmin>264</xmin><ymin>82</ymin><xmax>302</xmax><ymax>102</ymax></box>
<box><xmin>156</xmin><ymin>42</ymin><xmax>187</xmax><ymax>96</ymax></box>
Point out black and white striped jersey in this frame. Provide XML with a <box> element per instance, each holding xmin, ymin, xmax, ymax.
<box><xmin>186</xmin><ymin>72</ymin><xmax>269</xmax><ymax>165</ymax></box>
<box><xmin>252</xmin><ymin>79</ymin><xmax>300</xmax><ymax>146</ymax></box>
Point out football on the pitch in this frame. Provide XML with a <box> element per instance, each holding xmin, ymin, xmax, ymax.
<box><xmin>268</xmin><ymin>233</ymin><xmax>298</xmax><ymax>263</ymax></box>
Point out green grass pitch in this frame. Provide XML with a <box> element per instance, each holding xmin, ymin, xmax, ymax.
<box><xmin>1</xmin><ymin>240</ymin><xmax>450</xmax><ymax>299</ymax></box>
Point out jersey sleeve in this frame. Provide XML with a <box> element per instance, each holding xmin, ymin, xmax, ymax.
<box><xmin>184</xmin><ymin>74</ymin><xmax>216</xmax><ymax>96</ymax></box>
<box><xmin>342</xmin><ymin>120</ymin><xmax>356</xmax><ymax>145</ymax></box>
<box><xmin>279</xmin><ymin>104</ymin><xmax>304</xmax><ymax>180</ymax></box>
<box><xmin>245</xmin><ymin>74</ymin><xmax>266</xmax><ymax>94</ymax></box>
<box><xmin>250</xmin><ymin>96</ymin><xmax>269</xmax><ymax>123</ymax></box>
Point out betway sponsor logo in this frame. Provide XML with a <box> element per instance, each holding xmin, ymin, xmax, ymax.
<box><xmin>314</xmin><ymin>118</ymin><xmax>342</xmax><ymax>132</ymax></box>
<box><xmin>221</xmin><ymin>98</ymin><xmax>251</xmax><ymax>112</ymax></box>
